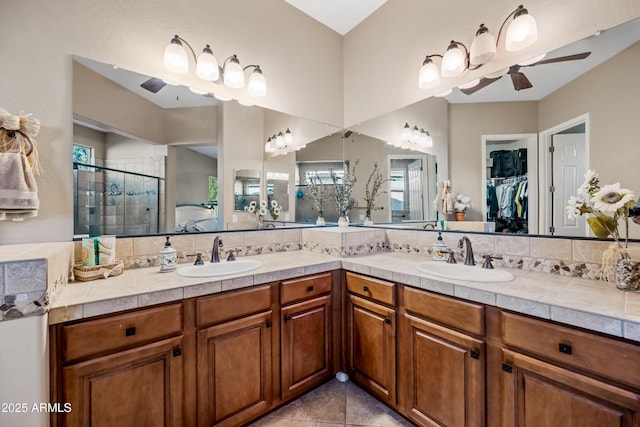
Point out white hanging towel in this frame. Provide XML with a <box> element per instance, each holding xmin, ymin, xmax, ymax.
<box><xmin>434</xmin><ymin>180</ymin><xmax>455</xmax><ymax>215</ymax></box>
<box><xmin>0</xmin><ymin>152</ymin><xmax>39</xmax><ymax>220</ymax></box>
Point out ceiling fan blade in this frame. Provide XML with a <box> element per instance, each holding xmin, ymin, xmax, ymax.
<box><xmin>526</xmin><ymin>52</ymin><xmax>591</xmax><ymax>67</ymax></box>
<box><xmin>460</xmin><ymin>76</ymin><xmax>502</xmax><ymax>95</ymax></box>
<box><xmin>140</xmin><ymin>77</ymin><xmax>167</xmax><ymax>93</ymax></box>
<box><xmin>510</xmin><ymin>72</ymin><xmax>533</xmax><ymax>91</ymax></box>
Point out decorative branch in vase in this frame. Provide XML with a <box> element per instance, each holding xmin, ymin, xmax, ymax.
<box><xmin>306</xmin><ymin>172</ymin><xmax>328</xmax><ymax>225</ymax></box>
<box><xmin>363</xmin><ymin>162</ymin><xmax>387</xmax><ymax>226</ymax></box>
<box><xmin>330</xmin><ymin>160</ymin><xmax>358</xmax><ymax>227</ymax></box>
<box><xmin>565</xmin><ymin>169</ymin><xmax>638</xmax><ymax>290</ymax></box>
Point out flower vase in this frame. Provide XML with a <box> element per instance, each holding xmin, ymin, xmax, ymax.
<box><xmin>615</xmin><ymin>251</ymin><xmax>640</xmax><ymax>291</ymax></box>
<box><xmin>455</xmin><ymin>212</ymin><xmax>465</xmax><ymax>221</ymax></box>
<box><xmin>363</xmin><ymin>210</ymin><xmax>373</xmax><ymax>226</ymax></box>
<box><xmin>316</xmin><ymin>211</ymin><xmax>326</xmax><ymax>226</ymax></box>
<box><xmin>338</xmin><ymin>211</ymin><xmax>350</xmax><ymax>227</ymax></box>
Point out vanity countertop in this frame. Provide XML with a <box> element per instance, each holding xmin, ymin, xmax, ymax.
<box><xmin>49</xmin><ymin>251</ymin><xmax>640</xmax><ymax>343</ymax></box>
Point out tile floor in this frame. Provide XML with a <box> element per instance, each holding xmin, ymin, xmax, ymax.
<box><xmin>249</xmin><ymin>379</ymin><xmax>415</xmax><ymax>426</ymax></box>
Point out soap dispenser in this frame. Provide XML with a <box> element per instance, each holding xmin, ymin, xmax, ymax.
<box><xmin>432</xmin><ymin>232</ymin><xmax>447</xmax><ymax>261</ymax></box>
<box><xmin>159</xmin><ymin>236</ymin><xmax>177</xmax><ymax>273</ymax></box>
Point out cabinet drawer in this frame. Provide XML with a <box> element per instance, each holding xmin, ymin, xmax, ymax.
<box><xmin>403</xmin><ymin>286</ymin><xmax>484</xmax><ymax>336</ymax></box>
<box><xmin>346</xmin><ymin>272</ymin><xmax>395</xmax><ymax>306</ymax></box>
<box><xmin>62</xmin><ymin>303</ymin><xmax>183</xmax><ymax>363</ymax></box>
<box><xmin>197</xmin><ymin>284</ymin><xmax>272</xmax><ymax>327</ymax></box>
<box><xmin>502</xmin><ymin>312</ymin><xmax>640</xmax><ymax>389</ymax></box>
<box><xmin>281</xmin><ymin>273</ymin><xmax>332</xmax><ymax>305</ymax></box>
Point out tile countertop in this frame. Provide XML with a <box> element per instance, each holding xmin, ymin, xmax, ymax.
<box><xmin>49</xmin><ymin>251</ymin><xmax>640</xmax><ymax>343</ymax></box>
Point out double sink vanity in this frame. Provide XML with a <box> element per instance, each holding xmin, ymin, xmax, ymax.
<box><xmin>40</xmin><ymin>227</ymin><xmax>640</xmax><ymax>426</ymax></box>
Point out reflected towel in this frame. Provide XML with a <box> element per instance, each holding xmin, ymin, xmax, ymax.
<box><xmin>0</xmin><ymin>152</ymin><xmax>39</xmax><ymax>220</ymax></box>
<box><xmin>434</xmin><ymin>180</ymin><xmax>454</xmax><ymax>215</ymax></box>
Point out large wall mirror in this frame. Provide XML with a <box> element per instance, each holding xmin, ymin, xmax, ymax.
<box><xmin>72</xmin><ymin>16</ymin><xmax>639</xmax><ymax>239</ymax></box>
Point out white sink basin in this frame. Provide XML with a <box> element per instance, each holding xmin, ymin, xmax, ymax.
<box><xmin>177</xmin><ymin>259</ymin><xmax>262</xmax><ymax>278</ymax></box>
<box><xmin>415</xmin><ymin>261</ymin><xmax>514</xmax><ymax>283</ymax></box>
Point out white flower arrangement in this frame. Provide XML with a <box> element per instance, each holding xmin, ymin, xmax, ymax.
<box><xmin>453</xmin><ymin>194</ymin><xmax>471</xmax><ymax>213</ymax></box>
<box><xmin>566</xmin><ymin>169</ymin><xmax>635</xmax><ymax>247</ymax></box>
<box><xmin>245</xmin><ymin>199</ymin><xmax>281</xmax><ymax>221</ymax></box>
<box><xmin>330</xmin><ymin>160</ymin><xmax>358</xmax><ymax>215</ymax></box>
<box><xmin>306</xmin><ymin>172</ymin><xmax>328</xmax><ymax>215</ymax></box>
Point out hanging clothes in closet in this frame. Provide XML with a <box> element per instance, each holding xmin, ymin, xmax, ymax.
<box><xmin>486</xmin><ymin>174</ymin><xmax>528</xmax><ymax>233</ymax></box>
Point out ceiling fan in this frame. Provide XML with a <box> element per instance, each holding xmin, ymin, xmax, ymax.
<box><xmin>460</xmin><ymin>52</ymin><xmax>591</xmax><ymax>95</ymax></box>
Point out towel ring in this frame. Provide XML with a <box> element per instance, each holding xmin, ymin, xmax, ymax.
<box><xmin>1</xmin><ymin>128</ymin><xmax>34</xmax><ymax>157</ymax></box>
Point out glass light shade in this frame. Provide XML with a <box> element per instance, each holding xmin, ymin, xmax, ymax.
<box><xmin>164</xmin><ymin>39</ymin><xmax>188</xmax><ymax>74</ymax></box>
<box><xmin>418</xmin><ymin>130</ymin><xmax>428</xmax><ymax>146</ymax></box>
<box><xmin>506</xmin><ymin>13</ymin><xmax>538</xmax><ymax>51</ymax></box>
<box><xmin>424</xmin><ymin>133</ymin><xmax>434</xmax><ymax>148</ymax></box>
<box><xmin>469</xmin><ymin>30</ymin><xmax>497</xmax><ymax>65</ymax></box>
<box><xmin>401</xmin><ymin>123</ymin><xmax>412</xmax><ymax>141</ymax></box>
<box><xmin>284</xmin><ymin>129</ymin><xmax>293</xmax><ymax>146</ymax></box>
<box><xmin>419</xmin><ymin>59</ymin><xmax>440</xmax><ymax>89</ymax></box>
<box><xmin>434</xmin><ymin>88</ymin><xmax>453</xmax><ymax>97</ymax></box>
<box><xmin>275</xmin><ymin>132</ymin><xmax>285</xmax><ymax>149</ymax></box>
<box><xmin>196</xmin><ymin>46</ymin><xmax>220</xmax><ymax>81</ymax></box>
<box><xmin>411</xmin><ymin>126</ymin><xmax>420</xmax><ymax>144</ymax></box>
<box><xmin>265</xmin><ymin>139</ymin><xmax>276</xmax><ymax>153</ymax></box>
<box><xmin>223</xmin><ymin>56</ymin><xmax>244</xmax><ymax>88</ymax></box>
<box><xmin>518</xmin><ymin>52</ymin><xmax>546</xmax><ymax>66</ymax></box>
<box><xmin>458</xmin><ymin>78</ymin><xmax>480</xmax><ymax>90</ymax></box>
<box><xmin>441</xmin><ymin>44</ymin><xmax>466</xmax><ymax>78</ymax></box>
<box><xmin>247</xmin><ymin>69</ymin><xmax>267</xmax><ymax>96</ymax></box>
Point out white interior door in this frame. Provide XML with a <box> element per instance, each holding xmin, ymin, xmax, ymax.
<box><xmin>408</xmin><ymin>159</ymin><xmax>423</xmax><ymax>220</ymax></box>
<box><xmin>551</xmin><ymin>133</ymin><xmax>586</xmax><ymax>236</ymax></box>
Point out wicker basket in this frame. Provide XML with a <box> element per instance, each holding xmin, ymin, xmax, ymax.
<box><xmin>73</xmin><ymin>260</ymin><xmax>125</xmax><ymax>282</ymax></box>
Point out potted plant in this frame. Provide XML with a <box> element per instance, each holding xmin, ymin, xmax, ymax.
<box><xmin>306</xmin><ymin>172</ymin><xmax>328</xmax><ymax>225</ymax></box>
<box><xmin>453</xmin><ymin>194</ymin><xmax>471</xmax><ymax>221</ymax></box>
<box><xmin>330</xmin><ymin>160</ymin><xmax>358</xmax><ymax>227</ymax></box>
<box><xmin>363</xmin><ymin>162</ymin><xmax>387</xmax><ymax>226</ymax></box>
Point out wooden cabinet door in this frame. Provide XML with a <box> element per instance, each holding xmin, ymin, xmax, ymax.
<box><xmin>281</xmin><ymin>294</ymin><xmax>332</xmax><ymax>400</ymax></box>
<box><xmin>502</xmin><ymin>349</ymin><xmax>640</xmax><ymax>427</ymax></box>
<box><xmin>197</xmin><ymin>310</ymin><xmax>273</xmax><ymax>427</ymax></box>
<box><xmin>347</xmin><ymin>294</ymin><xmax>396</xmax><ymax>406</ymax></box>
<box><xmin>63</xmin><ymin>336</ymin><xmax>184</xmax><ymax>427</ymax></box>
<box><xmin>401</xmin><ymin>313</ymin><xmax>485</xmax><ymax>427</ymax></box>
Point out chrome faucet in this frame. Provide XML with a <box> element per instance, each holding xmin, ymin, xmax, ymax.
<box><xmin>211</xmin><ymin>236</ymin><xmax>223</xmax><ymax>263</ymax></box>
<box><xmin>458</xmin><ymin>236</ymin><xmax>475</xmax><ymax>266</ymax></box>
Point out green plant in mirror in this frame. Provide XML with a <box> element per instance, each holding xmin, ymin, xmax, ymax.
<box><xmin>363</xmin><ymin>162</ymin><xmax>387</xmax><ymax>218</ymax></box>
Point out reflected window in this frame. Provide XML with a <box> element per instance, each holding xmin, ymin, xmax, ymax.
<box><xmin>390</xmin><ymin>169</ymin><xmax>406</xmax><ymax>210</ymax></box>
<box><xmin>208</xmin><ymin>176</ymin><xmax>218</xmax><ymax>217</ymax></box>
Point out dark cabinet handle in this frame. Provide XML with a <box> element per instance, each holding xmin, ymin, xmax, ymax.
<box><xmin>502</xmin><ymin>363</ymin><xmax>513</xmax><ymax>373</ymax></box>
<box><xmin>266</xmin><ymin>321</ymin><xmax>272</xmax><ymax>328</ymax></box>
<box><xmin>284</xmin><ymin>315</ymin><xmax>292</xmax><ymax>322</ymax></box>
<box><xmin>125</xmin><ymin>327</ymin><xmax>136</xmax><ymax>337</ymax></box>
<box><xmin>363</xmin><ymin>286</ymin><xmax>370</xmax><ymax>292</ymax></box>
<box><xmin>307</xmin><ymin>285</ymin><xmax>314</xmax><ymax>292</ymax></box>
<box><xmin>384</xmin><ymin>318</ymin><xmax>392</xmax><ymax>324</ymax></box>
<box><xmin>172</xmin><ymin>347</ymin><xmax>182</xmax><ymax>357</ymax></box>
<box><xmin>470</xmin><ymin>350</ymin><xmax>480</xmax><ymax>359</ymax></box>
<box><xmin>559</xmin><ymin>343</ymin><xmax>572</xmax><ymax>355</ymax></box>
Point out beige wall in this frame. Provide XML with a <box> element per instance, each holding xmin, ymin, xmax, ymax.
<box><xmin>175</xmin><ymin>147</ymin><xmax>217</xmax><ymax>206</ymax></box>
<box><xmin>343</xmin><ymin>0</ymin><xmax>640</xmax><ymax>126</ymax></box>
<box><xmin>449</xmin><ymin>102</ymin><xmax>539</xmax><ymax>221</ymax></box>
<box><xmin>538</xmin><ymin>41</ymin><xmax>640</xmax><ymax>189</ymax></box>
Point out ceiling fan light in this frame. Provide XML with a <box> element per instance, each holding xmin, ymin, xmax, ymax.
<box><xmin>419</xmin><ymin>57</ymin><xmax>440</xmax><ymax>89</ymax></box>
<box><xmin>506</xmin><ymin>8</ymin><xmax>538</xmax><ymax>51</ymax></box>
<box><xmin>223</xmin><ymin>55</ymin><xmax>245</xmax><ymax>88</ymax></box>
<box><xmin>441</xmin><ymin>42</ymin><xmax>466</xmax><ymax>78</ymax></box>
<box><xmin>196</xmin><ymin>45</ymin><xmax>220</xmax><ymax>81</ymax></box>
<box><xmin>518</xmin><ymin>52</ymin><xmax>546</xmax><ymax>66</ymax></box>
<box><xmin>434</xmin><ymin>88</ymin><xmax>453</xmax><ymax>97</ymax></box>
<box><xmin>458</xmin><ymin>78</ymin><xmax>480</xmax><ymax>90</ymax></box>
<box><xmin>164</xmin><ymin>35</ymin><xmax>188</xmax><ymax>74</ymax></box>
<box><xmin>247</xmin><ymin>67</ymin><xmax>267</xmax><ymax>96</ymax></box>
<box><xmin>213</xmin><ymin>93</ymin><xmax>232</xmax><ymax>101</ymax></box>
<box><xmin>470</xmin><ymin>25</ymin><xmax>497</xmax><ymax>65</ymax></box>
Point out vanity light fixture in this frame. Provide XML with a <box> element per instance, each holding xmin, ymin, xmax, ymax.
<box><xmin>418</xmin><ymin>5</ymin><xmax>537</xmax><ymax>89</ymax></box>
<box><xmin>163</xmin><ymin>35</ymin><xmax>267</xmax><ymax>96</ymax></box>
<box><xmin>265</xmin><ymin>128</ymin><xmax>296</xmax><ymax>155</ymax></box>
<box><xmin>401</xmin><ymin>123</ymin><xmax>433</xmax><ymax>148</ymax></box>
